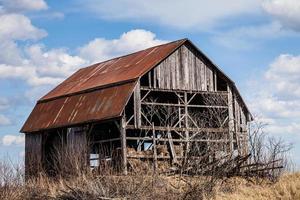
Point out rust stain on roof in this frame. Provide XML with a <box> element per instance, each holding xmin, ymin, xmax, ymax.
<box><xmin>21</xmin><ymin>81</ymin><xmax>136</xmax><ymax>133</ymax></box>
<box><xmin>41</xmin><ymin>39</ymin><xmax>186</xmax><ymax>101</ymax></box>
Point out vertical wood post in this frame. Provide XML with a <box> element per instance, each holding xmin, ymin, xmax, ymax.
<box><xmin>184</xmin><ymin>91</ymin><xmax>190</xmax><ymax>164</ymax></box>
<box><xmin>121</xmin><ymin>116</ymin><xmax>128</xmax><ymax>175</ymax></box>
<box><xmin>134</xmin><ymin>81</ymin><xmax>141</xmax><ymax>128</ymax></box>
<box><xmin>234</xmin><ymin>96</ymin><xmax>241</xmax><ymax>155</ymax></box>
<box><xmin>152</xmin><ymin>123</ymin><xmax>158</xmax><ymax>173</ymax></box>
<box><xmin>227</xmin><ymin>85</ymin><xmax>234</xmax><ymax>154</ymax></box>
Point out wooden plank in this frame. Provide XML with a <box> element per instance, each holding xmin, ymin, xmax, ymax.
<box><xmin>154</xmin><ymin>67</ymin><xmax>157</xmax><ymax>88</ymax></box>
<box><xmin>148</xmin><ymin>70</ymin><xmax>152</xmax><ymax>88</ymax></box>
<box><xmin>204</xmin><ymin>62</ymin><xmax>207</xmax><ymax>91</ymax></box>
<box><xmin>66</xmin><ymin>126</ymin><xmax>88</xmax><ymax>171</ymax></box>
<box><xmin>167</xmin><ymin>128</ymin><xmax>177</xmax><ymax>163</ymax></box>
<box><xmin>126</xmin><ymin>125</ymin><xmax>228</xmax><ymax>133</ymax></box>
<box><xmin>133</xmin><ymin>81</ymin><xmax>141</xmax><ymax>128</ymax></box>
<box><xmin>120</xmin><ymin>116</ymin><xmax>127</xmax><ymax>175</ymax></box>
<box><xmin>152</xmin><ymin>124</ymin><xmax>158</xmax><ymax>172</ymax></box>
<box><xmin>182</xmin><ymin>45</ymin><xmax>189</xmax><ymax>90</ymax></box>
<box><xmin>214</xmin><ymin>71</ymin><xmax>217</xmax><ymax>91</ymax></box>
<box><xmin>141</xmin><ymin>101</ymin><xmax>228</xmax><ymax>109</ymax></box>
<box><xmin>234</xmin><ymin>95</ymin><xmax>241</xmax><ymax>154</ymax></box>
<box><xmin>126</xmin><ymin>137</ymin><xmax>233</xmax><ymax>143</ymax></box>
<box><xmin>25</xmin><ymin>132</ymin><xmax>43</xmax><ymax>179</ymax></box>
<box><xmin>227</xmin><ymin>85</ymin><xmax>234</xmax><ymax>153</ymax></box>
<box><xmin>175</xmin><ymin>49</ymin><xmax>180</xmax><ymax>89</ymax></box>
<box><xmin>140</xmin><ymin>86</ymin><xmax>228</xmax><ymax>95</ymax></box>
<box><xmin>92</xmin><ymin>138</ymin><xmax>120</xmax><ymax>144</ymax></box>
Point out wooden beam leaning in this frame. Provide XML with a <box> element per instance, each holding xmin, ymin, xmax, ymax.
<box><xmin>167</xmin><ymin>126</ymin><xmax>177</xmax><ymax>164</ymax></box>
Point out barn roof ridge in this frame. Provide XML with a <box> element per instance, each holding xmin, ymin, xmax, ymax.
<box><xmin>80</xmin><ymin>38</ymin><xmax>188</xmax><ymax>71</ymax></box>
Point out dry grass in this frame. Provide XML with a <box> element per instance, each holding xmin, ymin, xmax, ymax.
<box><xmin>1</xmin><ymin>158</ymin><xmax>299</xmax><ymax>200</ymax></box>
<box><xmin>216</xmin><ymin>173</ymin><xmax>300</xmax><ymax>200</ymax></box>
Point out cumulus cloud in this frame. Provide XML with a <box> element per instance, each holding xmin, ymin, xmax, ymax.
<box><xmin>0</xmin><ymin>6</ymin><xmax>84</xmax><ymax>87</ymax></box>
<box><xmin>25</xmin><ymin>44</ymin><xmax>87</xmax><ymax>78</ymax></box>
<box><xmin>265</xmin><ymin>54</ymin><xmax>300</xmax><ymax>98</ymax></box>
<box><xmin>0</xmin><ymin>64</ymin><xmax>64</xmax><ymax>86</ymax></box>
<box><xmin>83</xmin><ymin>0</ymin><xmax>260</xmax><ymax>30</ymax></box>
<box><xmin>79</xmin><ymin>29</ymin><xmax>167</xmax><ymax>63</ymax></box>
<box><xmin>2</xmin><ymin>135</ymin><xmax>24</xmax><ymax>146</ymax></box>
<box><xmin>0</xmin><ymin>14</ymin><xmax>47</xmax><ymax>41</ymax></box>
<box><xmin>211</xmin><ymin>22</ymin><xmax>290</xmax><ymax>50</ymax></box>
<box><xmin>248</xmin><ymin>53</ymin><xmax>300</xmax><ymax>136</ymax></box>
<box><xmin>0</xmin><ymin>114</ymin><xmax>11</xmax><ymax>125</ymax></box>
<box><xmin>0</xmin><ymin>0</ymin><xmax>48</xmax><ymax>12</ymax></box>
<box><xmin>262</xmin><ymin>0</ymin><xmax>300</xmax><ymax>31</ymax></box>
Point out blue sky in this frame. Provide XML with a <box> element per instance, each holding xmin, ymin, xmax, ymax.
<box><xmin>0</xmin><ymin>0</ymin><xmax>300</xmax><ymax>168</ymax></box>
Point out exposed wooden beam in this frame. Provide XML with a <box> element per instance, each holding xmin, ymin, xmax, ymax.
<box><xmin>126</xmin><ymin>125</ymin><xmax>228</xmax><ymax>133</ymax></box>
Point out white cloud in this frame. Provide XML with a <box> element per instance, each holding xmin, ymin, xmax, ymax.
<box><xmin>211</xmin><ymin>21</ymin><xmax>295</xmax><ymax>50</ymax></box>
<box><xmin>266</xmin><ymin>123</ymin><xmax>300</xmax><ymax>135</ymax></box>
<box><xmin>0</xmin><ymin>64</ymin><xmax>63</xmax><ymax>86</ymax></box>
<box><xmin>0</xmin><ymin>13</ymin><xmax>47</xmax><ymax>41</ymax></box>
<box><xmin>2</xmin><ymin>135</ymin><xmax>24</xmax><ymax>146</ymax></box>
<box><xmin>79</xmin><ymin>29</ymin><xmax>167</xmax><ymax>63</ymax></box>
<box><xmin>265</xmin><ymin>54</ymin><xmax>300</xmax><ymax>98</ymax></box>
<box><xmin>0</xmin><ymin>29</ymin><xmax>167</xmax><ymax>89</ymax></box>
<box><xmin>0</xmin><ymin>114</ymin><xmax>11</xmax><ymax>125</ymax></box>
<box><xmin>248</xmin><ymin>54</ymin><xmax>300</xmax><ymax>136</ymax></box>
<box><xmin>0</xmin><ymin>0</ymin><xmax>48</xmax><ymax>12</ymax></box>
<box><xmin>83</xmin><ymin>0</ymin><xmax>261</xmax><ymax>30</ymax></box>
<box><xmin>25</xmin><ymin>44</ymin><xmax>87</xmax><ymax>78</ymax></box>
<box><xmin>250</xmin><ymin>94</ymin><xmax>300</xmax><ymax>119</ymax></box>
<box><xmin>0</xmin><ymin>13</ymin><xmax>47</xmax><ymax>66</ymax></box>
<box><xmin>262</xmin><ymin>0</ymin><xmax>300</xmax><ymax>31</ymax></box>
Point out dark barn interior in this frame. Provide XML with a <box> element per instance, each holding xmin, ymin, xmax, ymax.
<box><xmin>21</xmin><ymin>39</ymin><xmax>252</xmax><ymax>177</ymax></box>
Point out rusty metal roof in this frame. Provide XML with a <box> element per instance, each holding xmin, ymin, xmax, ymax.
<box><xmin>21</xmin><ymin>81</ymin><xmax>136</xmax><ymax>133</ymax></box>
<box><xmin>21</xmin><ymin>38</ymin><xmax>252</xmax><ymax>133</ymax></box>
<box><xmin>41</xmin><ymin>39</ymin><xmax>186</xmax><ymax>101</ymax></box>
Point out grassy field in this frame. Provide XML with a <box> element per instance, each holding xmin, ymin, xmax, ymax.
<box><xmin>216</xmin><ymin>173</ymin><xmax>300</xmax><ymax>200</ymax></box>
<box><xmin>1</xmin><ymin>168</ymin><xmax>299</xmax><ymax>200</ymax></box>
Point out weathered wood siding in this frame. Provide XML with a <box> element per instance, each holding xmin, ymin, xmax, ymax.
<box><xmin>151</xmin><ymin>44</ymin><xmax>217</xmax><ymax>91</ymax></box>
<box><xmin>66</xmin><ymin>127</ymin><xmax>87</xmax><ymax>161</ymax></box>
<box><xmin>25</xmin><ymin>133</ymin><xmax>43</xmax><ymax>178</ymax></box>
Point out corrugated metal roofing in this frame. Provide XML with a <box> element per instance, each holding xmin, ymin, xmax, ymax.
<box><xmin>41</xmin><ymin>39</ymin><xmax>186</xmax><ymax>101</ymax></box>
<box><xmin>21</xmin><ymin>38</ymin><xmax>252</xmax><ymax>133</ymax></box>
<box><xmin>21</xmin><ymin>81</ymin><xmax>136</xmax><ymax>133</ymax></box>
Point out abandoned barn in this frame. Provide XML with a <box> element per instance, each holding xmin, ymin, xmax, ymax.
<box><xmin>21</xmin><ymin>39</ymin><xmax>252</xmax><ymax>177</ymax></box>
